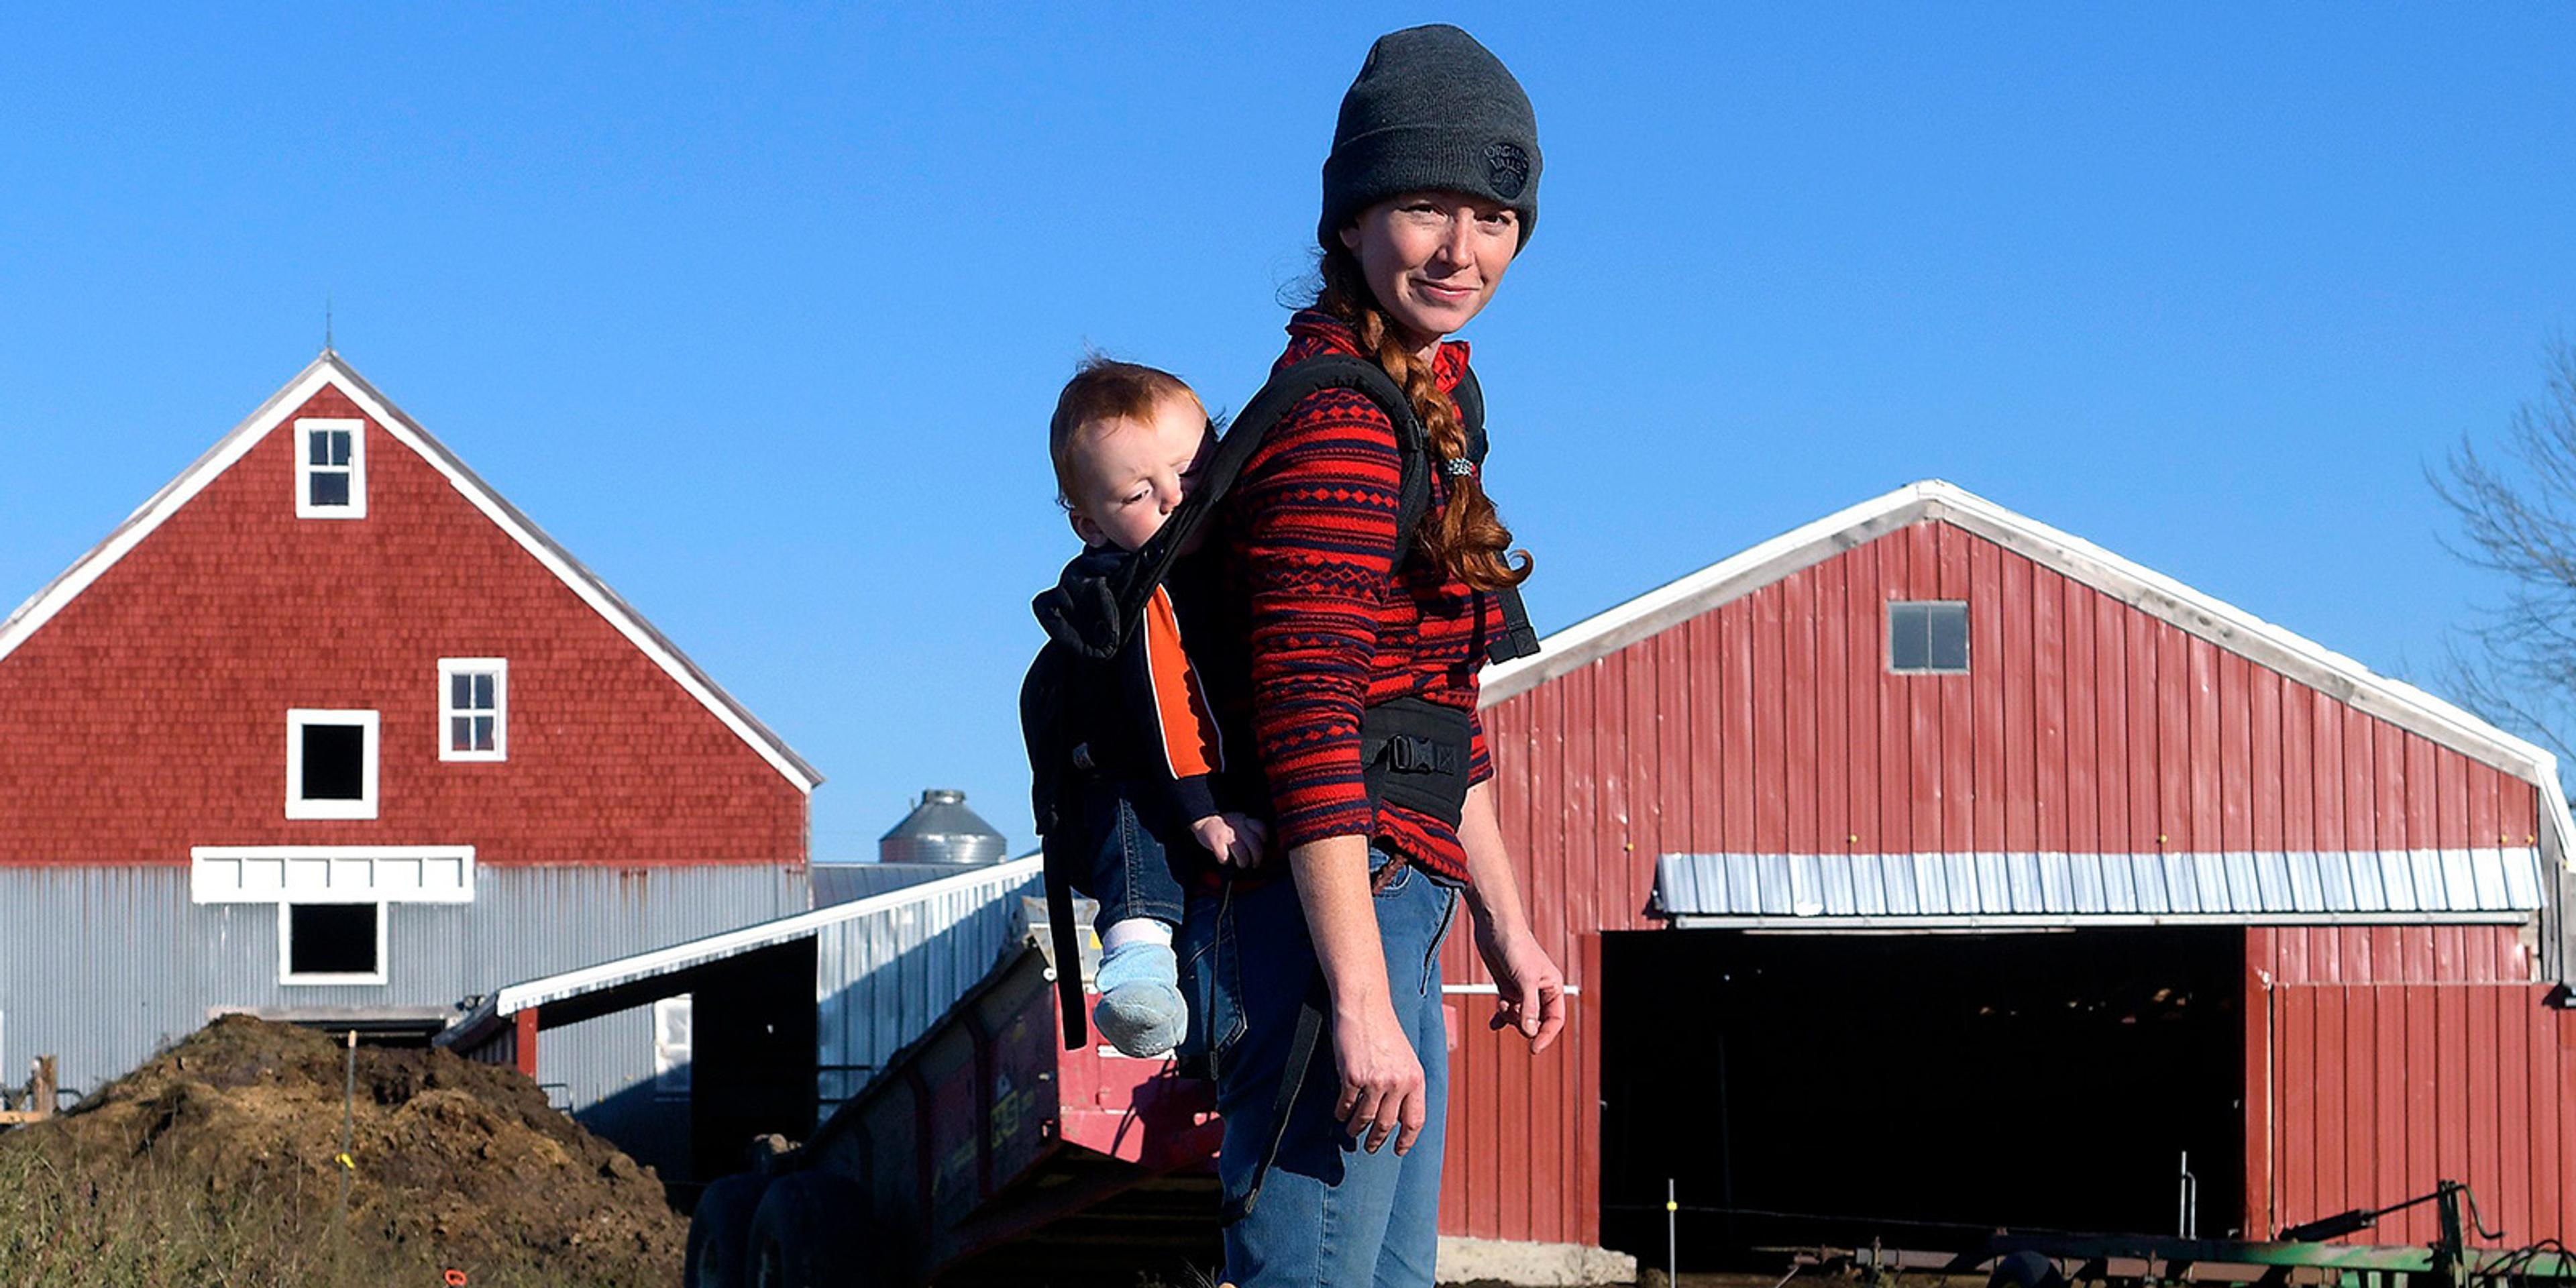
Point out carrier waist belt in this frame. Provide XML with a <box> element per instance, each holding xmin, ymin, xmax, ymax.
<box><xmin>1359</xmin><ymin>696</ymin><xmax>1474</xmax><ymax>829</ymax></box>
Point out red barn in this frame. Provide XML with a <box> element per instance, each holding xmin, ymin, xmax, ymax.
<box><xmin>1440</xmin><ymin>480</ymin><xmax>2576</xmax><ymax>1271</ymax></box>
<box><xmin>0</xmin><ymin>351</ymin><xmax>820</xmax><ymax>1177</ymax></box>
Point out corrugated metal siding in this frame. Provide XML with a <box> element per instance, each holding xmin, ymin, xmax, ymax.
<box><xmin>812</xmin><ymin>861</ymin><xmax>1042</xmax><ymax>1112</ymax></box>
<box><xmin>0</xmin><ymin>863</ymin><xmax>804</xmax><ymax>1106</ymax></box>
<box><xmin>1462</xmin><ymin>518</ymin><xmax>2555</xmax><ymax>1250</ymax></box>
<box><xmin>810</xmin><ymin>862</ymin><xmax>963</xmax><ymax>908</ymax></box>
<box><xmin>2248</xmin><ymin>925</ymin><xmax>2573</xmax><ymax>1247</ymax></box>
<box><xmin>1656</xmin><ymin>848</ymin><xmax>2544</xmax><ymax>921</ymax></box>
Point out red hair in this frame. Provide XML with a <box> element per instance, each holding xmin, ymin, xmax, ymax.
<box><xmin>1047</xmin><ymin>356</ymin><xmax>1202</xmax><ymax>509</ymax></box>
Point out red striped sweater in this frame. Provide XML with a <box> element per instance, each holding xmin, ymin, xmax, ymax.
<box><xmin>1214</xmin><ymin>310</ymin><xmax>1505</xmax><ymax>884</ymax></box>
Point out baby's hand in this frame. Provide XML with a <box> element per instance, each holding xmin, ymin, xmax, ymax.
<box><xmin>1191</xmin><ymin>812</ymin><xmax>1271</xmax><ymax>869</ymax></box>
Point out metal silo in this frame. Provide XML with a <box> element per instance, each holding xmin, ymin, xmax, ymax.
<box><xmin>877</xmin><ymin>789</ymin><xmax>1007</xmax><ymax>865</ymax></box>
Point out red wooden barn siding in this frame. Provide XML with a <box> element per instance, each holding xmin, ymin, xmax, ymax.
<box><xmin>0</xmin><ymin>385</ymin><xmax>807</xmax><ymax>867</ymax></box>
<box><xmin>1450</xmin><ymin>518</ymin><xmax>2544</xmax><ymax>1248</ymax></box>
<box><xmin>2250</xmin><ymin>926</ymin><xmax>2573</xmax><ymax>1247</ymax></box>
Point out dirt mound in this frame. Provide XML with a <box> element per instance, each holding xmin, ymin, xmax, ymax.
<box><xmin>0</xmin><ymin>1014</ymin><xmax>680</xmax><ymax>1287</ymax></box>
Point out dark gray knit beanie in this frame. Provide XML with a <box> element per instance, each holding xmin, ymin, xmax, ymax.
<box><xmin>1320</xmin><ymin>23</ymin><xmax>1541</xmax><ymax>249</ymax></box>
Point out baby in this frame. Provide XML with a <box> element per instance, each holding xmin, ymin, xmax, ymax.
<box><xmin>1046</xmin><ymin>357</ymin><xmax>1268</xmax><ymax>1057</ymax></box>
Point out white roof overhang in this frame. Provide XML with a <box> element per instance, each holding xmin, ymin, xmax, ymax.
<box><xmin>438</xmin><ymin>855</ymin><xmax>1041</xmax><ymax>1044</ymax></box>
<box><xmin>451</xmin><ymin>860</ymin><xmax>1035</xmax><ymax>1030</ymax></box>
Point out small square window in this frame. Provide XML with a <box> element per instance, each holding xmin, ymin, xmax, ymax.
<box><xmin>286</xmin><ymin>709</ymin><xmax>379</xmax><ymax>819</ymax></box>
<box><xmin>280</xmin><ymin>902</ymin><xmax>386</xmax><ymax>985</ymax></box>
<box><xmin>438</xmin><ymin>659</ymin><xmax>507</xmax><ymax>762</ymax></box>
<box><xmin>294</xmin><ymin>417</ymin><xmax>367</xmax><ymax>519</ymax></box>
<box><xmin>1888</xmin><ymin>601</ymin><xmax>1970</xmax><ymax>674</ymax></box>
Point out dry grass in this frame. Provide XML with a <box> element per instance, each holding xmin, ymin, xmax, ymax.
<box><xmin>0</xmin><ymin>1139</ymin><xmax>533</xmax><ymax>1288</ymax></box>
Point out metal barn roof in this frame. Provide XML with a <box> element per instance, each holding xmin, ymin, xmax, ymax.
<box><xmin>1655</xmin><ymin>847</ymin><xmax>2544</xmax><ymax>928</ymax></box>
<box><xmin>442</xmin><ymin>855</ymin><xmax>1039</xmax><ymax>1043</ymax></box>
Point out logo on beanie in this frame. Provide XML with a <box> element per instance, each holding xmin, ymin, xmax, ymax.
<box><xmin>1486</xmin><ymin>142</ymin><xmax>1529</xmax><ymax>201</ymax></box>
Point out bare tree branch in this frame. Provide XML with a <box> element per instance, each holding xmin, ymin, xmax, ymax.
<box><xmin>2432</xmin><ymin>339</ymin><xmax>2576</xmax><ymax>789</ymax></box>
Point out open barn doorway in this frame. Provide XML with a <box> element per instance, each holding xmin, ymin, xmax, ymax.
<box><xmin>1600</xmin><ymin>927</ymin><xmax>2246</xmax><ymax>1267</ymax></box>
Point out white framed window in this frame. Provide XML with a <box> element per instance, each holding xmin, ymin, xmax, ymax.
<box><xmin>294</xmin><ymin>417</ymin><xmax>367</xmax><ymax>519</ymax></box>
<box><xmin>1888</xmin><ymin>600</ymin><xmax>1971</xmax><ymax>674</ymax></box>
<box><xmin>653</xmin><ymin>995</ymin><xmax>694</xmax><ymax>1098</ymax></box>
<box><xmin>278</xmin><ymin>901</ymin><xmax>388</xmax><ymax>985</ymax></box>
<box><xmin>285</xmin><ymin>709</ymin><xmax>380</xmax><ymax>820</ymax></box>
<box><xmin>438</xmin><ymin>659</ymin><xmax>508</xmax><ymax>762</ymax></box>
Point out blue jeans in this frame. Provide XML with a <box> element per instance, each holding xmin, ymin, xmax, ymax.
<box><xmin>1185</xmin><ymin>849</ymin><xmax>1459</xmax><ymax>1287</ymax></box>
<box><xmin>1073</xmin><ymin>786</ymin><xmax>1188</xmax><ymax>930</ymax></box>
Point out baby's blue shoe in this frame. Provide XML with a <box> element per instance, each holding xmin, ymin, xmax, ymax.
<box><xmin>1092</xmin><ymin>940</ymin><xmax>1187</xmax><ymax>1058</ymax></box>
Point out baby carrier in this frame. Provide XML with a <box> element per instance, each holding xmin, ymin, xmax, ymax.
<box><xmin>1020</xmin><ymin>354</ymin><xmax>1540</xmax><ymax>1055</ymax></box>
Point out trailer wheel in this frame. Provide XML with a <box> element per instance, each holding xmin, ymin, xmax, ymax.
<box><xmin>749</xmin><ymin>1170</ymin><xmax>875</xmax><ymax>1288</ymax></box>
<box><xmin>686</xmin><ymin>1173</ymin><xmax>770</xmax><ymax>1288</ymax></box>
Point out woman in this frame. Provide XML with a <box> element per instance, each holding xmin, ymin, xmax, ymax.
<box><xmin>1199</xmin><ymin>24</ymin><xmax>1566</xmax><ymax>1286</ymax></box>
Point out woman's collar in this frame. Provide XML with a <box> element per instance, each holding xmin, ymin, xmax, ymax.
<box><xmin>1287</xmin><ymin>309</ymin><xmax>1472</xmax><ymax>389</ymax></box>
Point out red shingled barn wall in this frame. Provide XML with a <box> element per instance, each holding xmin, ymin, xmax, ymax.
<box><xmin>0</xmin><ymin>384</ymin><xmax>807</xmax><ymax>867</ymax></box>
<box><xmin>1444</xmin><ymin>516</ymin><xmax>2554</xmax><ymax>1249</ymax></box>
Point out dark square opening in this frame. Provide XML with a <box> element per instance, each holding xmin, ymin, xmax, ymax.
<box><xmin>301</xmin><ymin>722</ymin><xmax>366</xmax><ymax>800</ymax></box>
<box><xmin>1602</xmin><ymin>927</ymin><xmax>2247</xmax><ymax>1263</ymax></box>
<box><xmin>309</xmin><ymin>471</ymin><xmax>351</xmax><ymax>507</ymax></box>
<box><xmin>287</xmin><ymin>904</ymin><xmax>378</xmax><ymax>977</ymax></box>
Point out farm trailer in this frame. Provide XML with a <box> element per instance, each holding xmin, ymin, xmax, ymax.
<box><xmin>686</xmin><ymin>940</ymin><xmax>1224</xmax><ymax>1287</ymax></box>
<box><xmin>1768</xmin><ymin>1180</ymin><xmax>2576</xmax><ymax>1288</ymax></box>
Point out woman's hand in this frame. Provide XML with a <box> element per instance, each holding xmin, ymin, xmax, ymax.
<box><xmin>1287</xmin><ymin>834</ymin><xmax>1428</xmax><ymax>1155</ymax></box>
<box><xmin>1332</xmin><ymin>995</ymin><xmax>1429</xmax><ymax>1155</ymax></box>
<box><xmin>1470</xmin><ymin>914</ymin><xmax>1566</xmax><ymax>1053</ymax></box>
<box><xmin>1456</xmin><ymin>781</ymin><xmax>1566</xmax><ymax>1052</ymax></box>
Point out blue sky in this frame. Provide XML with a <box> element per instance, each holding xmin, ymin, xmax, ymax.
<box><xmin>3</xmin><ymin>6</ymin><xmax>2571</xmax><ymax>857</ymax></box>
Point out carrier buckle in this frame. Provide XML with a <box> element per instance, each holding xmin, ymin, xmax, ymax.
<box><xmin>1385</xmin><ymin>736</ymin><xmax>1457</xmax><ymax>775</ymax></box>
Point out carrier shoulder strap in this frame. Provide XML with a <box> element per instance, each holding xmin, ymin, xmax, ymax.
<box><xmin>1448</xmin><ymin>364</ymin><xmax>1542</xmax><ymax>663</ymax></box>
<box><xmin>1220</xmin><ymin>973</ymin><xmax>1330</xmax><ymax>1226</ymax></box>
<box><xmin>1454</xmin><ymin>361</ymin><xmax>1489</xmax><ymax>464</ymax></box>
<box><xmin>1020</xmin><ymin>647</ymin><xmax>1094</xmax><ymax>1049</ymax></box>
<box><xmin>1042</xmin><ymin>830</ymin><xmax>1086</xmax><ymax>1051</ymax></box>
